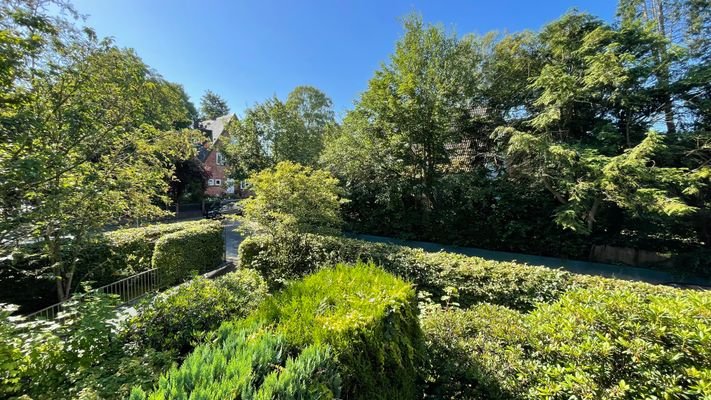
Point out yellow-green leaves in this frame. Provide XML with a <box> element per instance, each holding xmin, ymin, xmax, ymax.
<box><xmin>239</xmin><ymin>161</ymin><xmax>345</xmax><ymax>237</ymax></box>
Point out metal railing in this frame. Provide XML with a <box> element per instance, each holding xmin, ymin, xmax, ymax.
<box><xmin>25</xmin><ymin>268</ymin><xmax>160</xmax><ymax>321</ymax></box>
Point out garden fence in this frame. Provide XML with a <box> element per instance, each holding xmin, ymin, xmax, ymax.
<box><xmin>24</xmin><ymin>268</ymin><xmax>160</xmax><ymax>321</ymax></box>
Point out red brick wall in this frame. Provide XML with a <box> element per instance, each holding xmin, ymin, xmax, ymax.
<box><xmin>204</xmin><ymin>148</ymin><xmax>227</xmax><ymax>197</ymax></box>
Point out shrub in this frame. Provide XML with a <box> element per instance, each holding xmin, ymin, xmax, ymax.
<box><xmin>1</xmin><ymin>294</ymin><xmax>175</xmax><ymax>400</ymax></box>
<box><xmin>238</xmin><ymin>233</ymin><xmax>667</xmax><ymax>311</ymax></box>
<box><xmin>0</xmin><ymin>220</ymin><xmax>220</xmax><ymax>312</ymax></box>
<box><xmin>421</xmin><ymin>288</ymin><xmax>711</xmax><ymax>399</ymax></box>
<box><xmin>151</xmin><ymin>220</ymin><xmax>224</xmax><ymax>286</ymax></box>
<box><xmin>130</xmin><ymin>330</ymin><xmax>341</xmax><ymax>400</ymax></box>
<box><xmin>239</xmin><ymin>161</ymin><xmax>345</xmax><ymax>236</ymax></box>
<box><xmin>122</xmin><ymin>269</ymin><xmax>267</xmax><ymax>354</ymax></box>
<box><xmin>138</xmin><ymin>263</ymin><xmax>424</xmax><ymax>400</ymax></box>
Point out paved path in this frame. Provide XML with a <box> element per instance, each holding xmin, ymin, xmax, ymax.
<box><xmin>350</xmin><ymin>233</ymin><xmax>711</xmax><ymax>287</ymax></box>
<box><xmin>223</xmin><ymin>220</ymin><xmax>243</xmax><ymax>261</ymax></box>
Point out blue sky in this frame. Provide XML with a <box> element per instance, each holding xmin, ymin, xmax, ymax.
<box><xmin>71</xmin><ymin>0</ymin><xmax>618</xmax><ymax>118</ymax></box>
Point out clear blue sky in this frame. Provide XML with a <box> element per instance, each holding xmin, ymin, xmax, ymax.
<box><xmin>71</xmin><ymin>0</ymin><xmax>618</xmax><ymax>118</ymax></box>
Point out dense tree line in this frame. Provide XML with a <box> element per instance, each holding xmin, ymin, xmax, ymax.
<box><xmin>316</xmin><ymin>3</ymin><xmax>710</xmax><ymax>269</ymax></box>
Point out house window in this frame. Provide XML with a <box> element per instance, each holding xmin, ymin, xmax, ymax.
<box><xmin>214</xmin><ymin>179</ymin><xmax>221</xmax><ymax>186</ymax></box>
<box><xmin>208</xmin><ymin>179</ymin><xmax>214</xmax><ymax>186</ymax></box>
<box><xmin>240</xmin><ymin>180</ymin><xmax>249</xmax><ymax>190</ymax></box>
<box><xmin>216</xmin><ymin>152</ymin><xmax>226</xmax><ymax>166</ymax></box>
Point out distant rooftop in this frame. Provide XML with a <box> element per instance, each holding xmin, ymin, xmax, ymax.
<box><xmin>199</xmin><ymin>114</ymin><xmax>234</xmax><ymax>143</ymax></box>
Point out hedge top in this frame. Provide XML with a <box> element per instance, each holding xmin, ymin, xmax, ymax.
<box><xmin>238</xmin><ymin>233</ymin><xmax>679</xmax><ymax>312</ymax></box>
<box><xmin>241</xmin><ymin>262</ymin><xmax>416</xmax><ymax>347</ymax></box>
<box><xmin>105</xmin><ymin>219</ymin><xmax>216</xmax><ymax>245</ymax></box>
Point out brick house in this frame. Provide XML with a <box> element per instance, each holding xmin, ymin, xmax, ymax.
<box><xmin>197</xmin><ymin>114</ymin><xmax>239</xmax><ymax>197</ymax></box>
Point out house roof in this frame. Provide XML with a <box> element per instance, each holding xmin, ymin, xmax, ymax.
<box><xmin>196</xmin><ymin>114</ymin><xmax>234</xmax><ymax>162</ymax></box>
<box><xmin>198</xmin><ymin>114</ymin><xmax>234</xmax><ymax>144</ymax></box>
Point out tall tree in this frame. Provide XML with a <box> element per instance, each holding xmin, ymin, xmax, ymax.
<box><xmin>322</xmin><ymin>15</ymin><xmax>483</xmax><ymax>226</ymax></box>
<box><xmin>199</xmin><ymin>90</ymin><xmax>229</xmax><ymax>120</ymax></box>
<box><xmin>0</xmin><ymin>0</ymin><xmax>196</xmax><ymax>300</ymax></box>
<box><xmin>222</xmin><ymin>86</ymin><xmax>334</xmax><ymax>179</ymax></box>
<box><xmin>617</xmin><ymin>0</ymin><xmax>711</xmax><ymax>132</ymax></box>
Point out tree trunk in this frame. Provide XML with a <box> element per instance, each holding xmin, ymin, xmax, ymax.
<box><xmin>653</xmin><ymin>0</ymin><xmax>677</xmax><ymax>134</ymax></box>
<box><xmin>586</xmin><ymin>197</ymin><xmax>601</xmax><ymax>233</ymax></box>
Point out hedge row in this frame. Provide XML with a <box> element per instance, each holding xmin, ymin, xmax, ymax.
<box><xmin>151</xmin><ymin>220</ymin><xmax>224</xmax><ymax>286</ymax></box>
<box><xmin>421</xmin><ymin>287</ymin><xmax>711</xmax><ymax>399</ymax></box>
<box><xmin>122</xmin><ymin>269</ymin><xmax>267</xmax><ymax>355</ymax></box>
<box><xmin>238</xmin><ymin>234</ymin><xmax>668</xmax><ymax>311</ymax></box>
<box><xmin>102</xmin><ymin>219</ymin><xmax>218</xmax><ymax>276</ymax></box>
<box><xmin>0</xmin><ymin>220</ymin><xmax>223</xmax><ymax>312</ymax></box>
<box><xmin>132</xmin><ymin>263</ymin><xmax>424</xmax><ymax>400</ymax></box>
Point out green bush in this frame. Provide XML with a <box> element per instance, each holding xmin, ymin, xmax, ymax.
<box><xmin>0</xmin><ymin>220</ymin><xmax>220</xmax><ymax>312</ymax></box>
<box><xmin>238</xmin><ymin>234</ymin><xmax>666</xmax><ymax>311</ymax></box>
<box><xmin>1</xmin><ymin>294</ymin><xmax>175</xmax><ymax>400</ymax></box>
<box><xmin>138</xmin><ymin>263</ymin><xmax>424</xmax><ymax>400</ymax></box>
<box><xmin>122</xmin><ymin>269</ymin><xmax>267</xmax><ymax>354</ymax></box>
<box><xmin>151</xmin><ymin>220</ymin><xmax>224</xmax><ymax>286</ymax></box>
<box><xmin>421</xmin><ymin>288</ymin><xmax>711</xmax><ymax>399</ymax></box>
<box><xmin>130</xmin><ymin>329</ymin><xmax>341</xmax><ymax>400</ymax></box>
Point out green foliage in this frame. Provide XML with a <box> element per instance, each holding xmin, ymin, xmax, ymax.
<box><xmin>318</xmin><ymin>6</ymin><xmax>711</xmax><ymax>268</ymax></box>
<box><xmin>132</xmin><ymin>328</ymin><xmax>340</xmax><ymax>400</ymax></box>
<box><xmin>138</xmin><ymin>263</ymin><xmax>424</xmax><ymax>400</ymax></box>
<box><xmin>0</xmin><ymin>0</ymin><xmax>199</xmax><ymax>301</ymax></box>
<box><xmin>151</xmin><ymin>220</ymin><xmax>224</xmax><ymax>286</ymax></box>
<box><xmin>238</xmin><ymin>233</ymin><xmax>664</xmax><ymax>311</ymax></box>
<box><xmin>0</xmin><ymin>220</ymin><xmax>220</xmax><ymax>312</ymax></box>
<box><xmin>0</xmin><ymin>304</ymin><xmax>23</xmax><ymax>397</ymax></box>
<box><xmin>239</xmin><ymin>161</ymin><xmax>345</xmax><ymax>237</ymax></box>
<box><xmin>199</xmin><ymin>89</ymin><xmax>230</xmax><ymax>120</ymax></box>
<box><xmin>420</xmin><ymin>304</ymin><xmax>528</xmax><ymax>399</ymax></box>
<box><xmin>122</xmin><ymin>269</ymin><xmax>267</xmax><ymax>354</ymax></box>
<box><xmin>222</xmin><ymin>86</ymin><xmax>335</xmax><ymax>179</ymax></box>
<box><xmin>102</xmin><ymin>220</ymin><xmax>215</xmax><ymax>275</ymax></box>
<box><xmin>1</xmin><ymin>292</ymin><xmax>174</xmax><ymax>400</ymax></box>
<box><xmin>503</xmin><ymin>128</ymin><xmax>696</xmax><ymax>234</ymax></box>
<box><xmin>421</xmin><ymin>288</ymin><xmax>711</xmax><ymax>399</ymax></box>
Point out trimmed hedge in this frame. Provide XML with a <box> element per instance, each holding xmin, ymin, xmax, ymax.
<box><xmin>238</xmin><ymin>234</ymin><xmax>667</xmax><ymax>311</ymax></box>
<box><xmin>122</xmin><ymin>269</ymin><xmax>267</xmax><ymax>355</ymax></box>
<box><xmin>0</xmin><ymin>220</ymin><xmax>221</xmax><ymax>312</ymax></box>
<box><xmin>102</xmin><ymin>220</ymin><xmax>218</xmax><ymax>276</ymax></box>
<box><xmin>421</xmin><ymin>288</ymin><xmax>711</xmax><ymax>399</ymax></box>
<box><xmin>134</xmin><ymin>263</ymin><xmax>424</xmax><ymax>400</ymax></box>
<box><xmin>151</xmin><ymin>221</ymin><xmax>224</xmax><ymax>286</ymax></box>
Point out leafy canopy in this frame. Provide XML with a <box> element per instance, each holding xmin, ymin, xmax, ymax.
<box><xmin>239</xmin><ymin>161</ymin><xmax>345</xmax><ymax>236</ymax></box>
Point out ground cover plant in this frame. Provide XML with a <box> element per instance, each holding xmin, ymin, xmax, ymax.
<box><xmin>132</xmin><ymin>263</ymin><xmax>424</xmax><ymax>400</ymax></box>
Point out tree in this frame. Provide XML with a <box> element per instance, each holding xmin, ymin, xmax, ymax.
<box><xmin>496</xmin><ymin>11</ymin><xmax>700</xmax><ymax>235</ymax></box>
<box><xmin>322</xmin><ymin>15</ymin><xmax>484</xmax><ymax>232</ymax></box>
<box><xmin>617</xmin><ymin>0</ymin><xmax>711</xmax><ymax>133</ymax></box>
<box><xmin>503</xmin><ymin>127</ymin><xmax>695</xmax><ymax>234</ymax></box>
<box><xmin>0</xmin><ymin>0</ymin><xmax>196</xmax><ymax>300</ymax></box>
<box><xmin>199</xmin><ymin>90</ymin><xmax>230</xmax><ymax>120</ymax></box>
<box><xmin>168</xmin><ymin>157</ymin><xmax>208</xmax><ymax>211</ymax></box>
<box><xmin>239</xmin><ymin>161</ymin><xmax>345</xmax><ymax>236</ymax></box>
<box><xmin>222</xmin><ymin>86</ymin><xmax>334</xmax><ymax>179</ymax></box>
